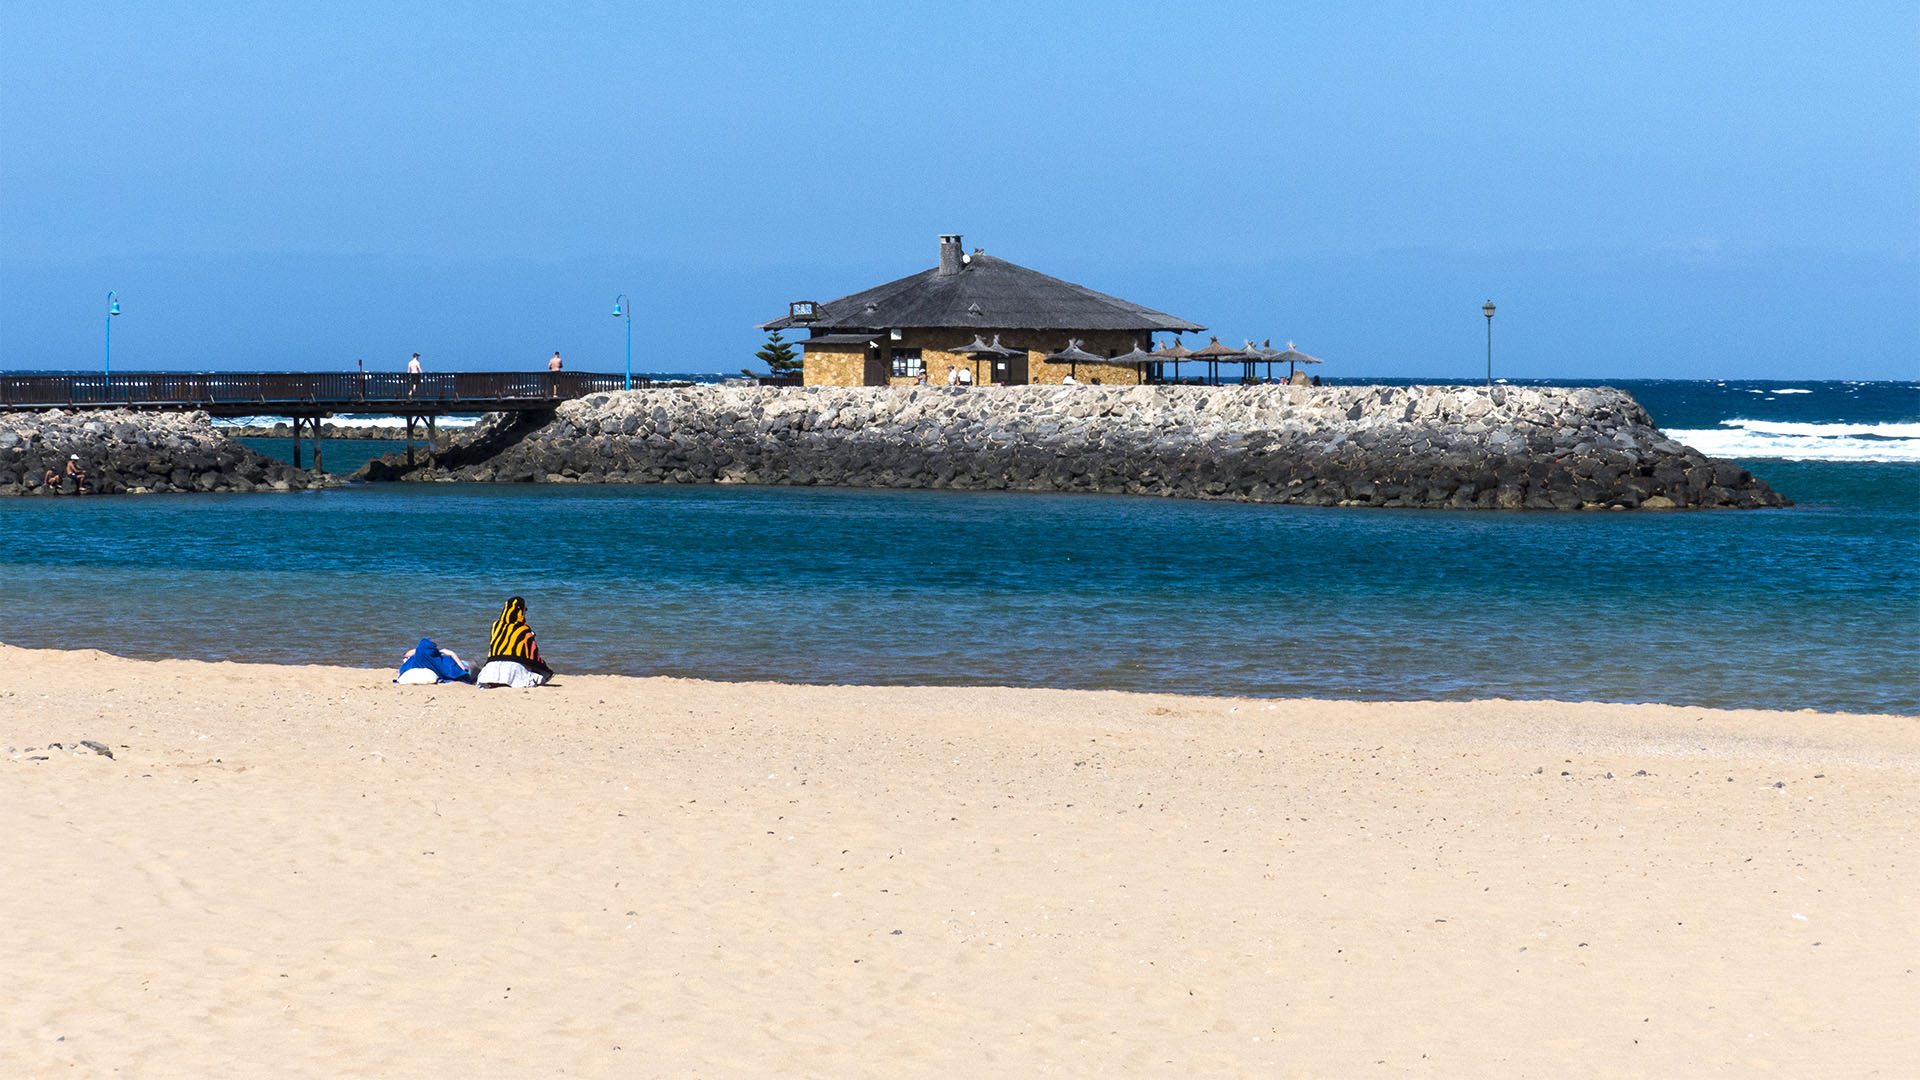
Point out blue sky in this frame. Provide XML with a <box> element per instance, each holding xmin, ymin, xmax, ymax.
<box><xmin>2</xmin><ymin>1</ymin><xmax>1914</xmax><ymax>379</ymax></box>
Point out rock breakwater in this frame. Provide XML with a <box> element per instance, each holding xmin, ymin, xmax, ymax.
<box><xmin>0</xmin><ymin>409</ymin><xmax>326</xmax><ymax>495</ymax></box>
<box><xmin>359</xmin><ymin>384</ymin><xmax>1786</xmax><ymax>510</ymax></box>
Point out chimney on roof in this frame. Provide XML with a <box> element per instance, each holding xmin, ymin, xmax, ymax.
<box><xmin>938</xmin><ymin>234</ymin><xmax>964</xmax><ymax>275</ymax></box>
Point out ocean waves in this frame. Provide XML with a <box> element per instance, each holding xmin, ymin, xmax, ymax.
<box><xmin>1668</xmin><ymin>419</ymin><xmax>1920</xmax><ymax>462</ymax></box>
<box><xmin>213</xmin><ymin>414</ymin><xmax>484</xmax><ymax>430</ymax></box>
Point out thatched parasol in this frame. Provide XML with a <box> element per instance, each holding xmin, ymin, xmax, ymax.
<box><xmin>1189</xmin><ymin>336</ymin><xmax>1246</xmax><ymax>385</ymax></box>
<box><xmin>1243</xmin><ymin>339</ymin><xmax>1280</xmax><ymax>382</ymax></box>
<box><xmin>1103</xmin><ymin>344</ymin><xmax>1158</xmax><ymax>385</ymax></box>
<box><xmin>1150</xmin><ymin>337</ymin><xmax>1194</xmax><ymax>383</ymax></box>
<box><xmin>1041</xmin><ymin>338</ymin><xmax>1105</xmax><ymax>380</ymax></box>
<box><xmin>950</xmin><ymin>334</ymin><xmax>1015</xmax><ymax>384</ymax></box>
<box><xmin>1268</xmin><ymin>340</ymin><xmax>1325</xmax><ymax>380</ymax></box>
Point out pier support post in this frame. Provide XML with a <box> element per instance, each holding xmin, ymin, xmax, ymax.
<box><xmin>405</xmin><ymin>416</ymin><xmax>416</xmax><ymax>466</ymax></box>
<box><xmin>426</xmin><ymin>416</ymin><xmax>437</xmax><ymax>461</ymax></box>
<box><xmin>311</xmin><ymin>415</ymin><xmax>323</xmax><ymax>475</ymax></box>
<box><xmin>290</xmin><ymin>417</ymin><xmax>303</xmax><ymax>469</ymax></box>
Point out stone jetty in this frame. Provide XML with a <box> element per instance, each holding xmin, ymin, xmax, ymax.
<box><xmin>359</xmin><ymin>384</ymin><xmax>1787</xmax><ymax>510</ymax></box>
<box><xmin>0</xmin><ymin>409</ymin><xmax>326</xmax><ymax>495</ymax></box>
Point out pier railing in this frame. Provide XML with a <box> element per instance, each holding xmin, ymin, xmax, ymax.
<box><xmin>0</xmin><ymin>371</ymin><xmax>649</xmax><ymax>412</ymax></box>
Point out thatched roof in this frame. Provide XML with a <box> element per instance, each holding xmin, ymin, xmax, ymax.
<box><xmin>760</xmin><ymin>248</ymin><xmax>1205</xmax><ymax>334</ymax></box>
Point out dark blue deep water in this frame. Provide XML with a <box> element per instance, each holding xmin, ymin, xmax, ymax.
<box><xmin>5</xmin><ymin>379</ymin><xmax>1917</xmax><ymax>713</ymax></box>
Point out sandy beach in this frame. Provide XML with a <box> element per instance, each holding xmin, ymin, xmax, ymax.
<box><xmin>3</xmin><ymin>644</ymin><xmax>1915</xmax><ymax>1078</ymax></box>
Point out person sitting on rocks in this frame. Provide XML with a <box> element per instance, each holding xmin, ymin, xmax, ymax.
<box><xmin>64</xmin><ymin>455</ymin><xmax>88</xmax><ymax>494</ymax></box>
<box><xmin>395</xmin><ymin>637</ymin><xmax>473</xmax><ymax>684</ymax></box>
<box><xmin>474</xmin><ymin>596</ymin><xmax>553</xmax><ymax>688</ymax></box>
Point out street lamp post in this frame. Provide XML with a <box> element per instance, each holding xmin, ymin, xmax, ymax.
<box><xmin>105</xmin><ymin>292</ymin><xmax>121</xmax><ymax>378</ymax></box>
<box><xmin>1481</xmin><ymin>299</ymin><xmax>1496</xmax><ymax>388</ymax></box>
<box><xmin>612</xmin><ymin>294</ymin><xmax>632</xmax><ymax>390</ymax></box>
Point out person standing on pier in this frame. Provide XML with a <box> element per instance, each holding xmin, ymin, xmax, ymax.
<box><xmin>407</xmin><ymin>353</ymin><xmax>423</xmax><ymax>399</ymax></box>
<box><xmin>547</xmin><ymin>351</ymin><xmax>563</xmax><ymax>371</ymax></box>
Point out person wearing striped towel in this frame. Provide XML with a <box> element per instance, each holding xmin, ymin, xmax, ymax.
<box><xmin>474</xmin><ymin>596</ymin><xmax>554</xmax><ymax>688</ymax></box>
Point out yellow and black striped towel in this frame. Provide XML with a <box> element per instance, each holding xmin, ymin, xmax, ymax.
<box><xmin>485</xmin><ymin>596</ymin><xmax>551</xmax><ymax>677</ymax></box>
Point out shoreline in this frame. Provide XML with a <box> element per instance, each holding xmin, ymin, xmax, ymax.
<box><xmin>8</xmin><ymin>639</ymin><xmax>1907</xmax><ymax>718</ymax></box>
<box><xmin>6</xmin><ymin>643</ymin><xmax>1916</xmax><ymax>1075</ymax></box>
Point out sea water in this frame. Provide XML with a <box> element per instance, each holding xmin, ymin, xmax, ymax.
<box><xmin>5</xmin><ymin>379</ymin><xmax>1915</xmax><ymax>714</ymax></box>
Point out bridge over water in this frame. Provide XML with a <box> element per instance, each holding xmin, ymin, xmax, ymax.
<box><xmin>0</xmin><ymin>370</ymin><xmax>648</xmax><ymax>470</ymax></box>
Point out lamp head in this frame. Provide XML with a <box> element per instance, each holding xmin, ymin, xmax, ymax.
<box><xmin>1482</xmin><ymin>300</ymin><xmax>1495</xmax><ymax>318</ymax></box>
<box><xmin>612</xmin><ymin>294</ymin><xmax>627</xmax><ymax>318</ymax></box>
<box><xmin>107</xmin><ymin>291</ymin><xmax>120</xmax><ymax>316</ymax></box>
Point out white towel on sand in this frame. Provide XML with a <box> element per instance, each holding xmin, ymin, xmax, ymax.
<box><xmin>475</xmin><ymin>659</ymin><xmax>548</xmax><ymax>688</ymax></box>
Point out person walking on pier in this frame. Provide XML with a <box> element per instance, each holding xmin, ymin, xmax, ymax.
<box><xmin>547</xmin><ymin>351</ymin><xmax>563</xmax><ymax>371</ymax></box>
<box><xmin>407</xmin><ymin>353</ymin><xmax>423</xmax><ymax>399</ymax></box>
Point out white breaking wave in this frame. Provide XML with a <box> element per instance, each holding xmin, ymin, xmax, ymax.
<box><xmin>215</xmin><ymin>414</ymin><xmax>482</xmax><ymax>430</ymax></box>
<box><xmin>1668</xmin><ymin>419</ymin><xmax>1920</xmax><ymax>462</ymax></box>
<box><xmin>1774</xmin><ymin>388</ymin><xmax>1813</xmax><ymax>394</ymax></box>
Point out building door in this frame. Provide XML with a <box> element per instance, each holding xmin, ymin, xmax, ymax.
<box><xmin>997</xmin><ymin>351</ymin><xmax>1029</xmax><ymax>385</ymax></box>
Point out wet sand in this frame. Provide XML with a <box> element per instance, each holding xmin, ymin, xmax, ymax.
<box><xmin>4</xmin><ymin>644</ymin><xmax>1915</xmax><ymax>1077</ymax></box>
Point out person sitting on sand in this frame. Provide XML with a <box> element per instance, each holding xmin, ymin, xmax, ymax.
<box><xmin>474</xmin><ymin>596</ymin><xmax>553</xmax><ymax>688</ymax></box>
<box><xmin>395</xmin><ymin>637</ymin><xmax>473</xmax><ymax>684</ymax></box>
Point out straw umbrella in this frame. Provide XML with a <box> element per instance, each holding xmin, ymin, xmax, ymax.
<box><xmin>1041</xmin><ymin>338</ymin><xmax>1105</xmax><ymax>382</ymax></box>
<box><xmin>1269</xmin><ymin>340</ymin><xmax>1325</xmax><ymax>381</ymax></box>
<box><xmin>1150</xmin><ymin>337</ymin><xmax>1194</xmax><ymax>384</ymax></box>
<box><xmin>949</xmin><ymin>334</ymin><xmax>1007</xmax><ymax>385</ymax></box>
<box><xmin>986</xmin><ymin>335</ymin><xmax>1021</xmax><ymax>385</ymax></box>
<box><xmin>1243</xmin><ymin>339</ymin><xmax>1280</xmax><ymax>382</ymax></box>
<box><xmin>1189</xmin><ymin>336</ymin><xmax>1246</xmax><ymax>385</ymax></box>
<box><xmin>1104</xmin><ymin>344</ymin><xmax>1158</xmax><ymax>385</ymax></box>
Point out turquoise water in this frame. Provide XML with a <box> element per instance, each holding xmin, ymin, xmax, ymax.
<box><xmin>4</xmin><ymin>466</ymin><xmax>1915</xmax><ymax>713</ymax></box>
<box><xmin>235</xmin><ymin>437</ymin><xmax>417</xmax><ymax>474</ymax></box>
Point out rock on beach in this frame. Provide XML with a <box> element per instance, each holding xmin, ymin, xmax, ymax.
<box><xmin>359</xmin><ymin>384</ymin><xmax>1788</xmax><ymax>510</ymax></box>
<box><xmin>0</xmin><ymin>409</ymin><xmax>327</xmax><ymax>496</ymax></box>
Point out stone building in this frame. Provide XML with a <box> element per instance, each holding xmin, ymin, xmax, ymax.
<box><xmin>758</xmin><ymin>235</ymin><xmax>1205</xmax><ymax>387</ymax></box>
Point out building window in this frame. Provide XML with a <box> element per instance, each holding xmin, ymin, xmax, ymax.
<box><xmin>890</xmin><ymin>348</ymin><xmax>924</xmax><ymax>377</ymax></box>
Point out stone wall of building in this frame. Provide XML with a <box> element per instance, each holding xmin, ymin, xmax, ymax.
<box><xmin>808</xmin><ymin>327</ymin><xmax>1158</xmax><ymax>387</ymax></box>
<box><xmin>800</xmin><ymin>344</ymin><xmax>873</xmax><ymax>387</ymax></box>
<box><xmin>0</xmin><ymin>409</ymin><xmax>326</xmax><ymax>495</ymax></box>
<box><xmin>359</xmin><ymin>384</ymin><xmax>1788</xmax><ymax>511</ymax></box>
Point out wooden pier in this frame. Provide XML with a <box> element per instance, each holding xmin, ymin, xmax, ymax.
<box><xmin>0</xmin><ymin>370</ymin><xmax>648</xmax><ymax>472</ymax></box>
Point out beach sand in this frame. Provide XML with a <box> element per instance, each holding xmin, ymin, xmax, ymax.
<box><xmin>3</xmin><ymin>644</ymin><xmax>1915</xmax><ymax>1078</ymax></box>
